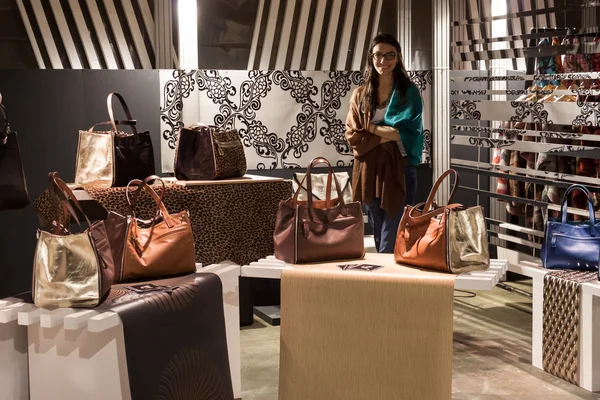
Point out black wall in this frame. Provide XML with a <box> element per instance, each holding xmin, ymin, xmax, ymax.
<box><xmin>0</xmin><ymin>70</ymin><xmax>160</xmax><ymax>298</ymax></box>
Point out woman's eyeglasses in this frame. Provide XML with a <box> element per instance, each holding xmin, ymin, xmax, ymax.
<box><xmin>370</xmin><ymin>52</ymin><xmax>397</xmax><ymax>61</ymax></box>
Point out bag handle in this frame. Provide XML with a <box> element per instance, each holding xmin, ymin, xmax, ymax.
<box><xmin>126</xmin><ymin>176</ymin><xmax>173</xmax><ymax>228</ymax></box>
<box><xmin>107</xmin><ymin>92</ymin><xmax>138</xmax><ymax>135</ymax></box>
<box><xmin>560</xmin><ymin>184</ymin><xmax>596</xmax><ymax>230</ymax></box>
<box><xmin>423</xmin><ymin>169</ymin><xmax>460</xmax><ymax>212</ymax></box>
<box><xmin>48</xmin><ymin>172</ymin><xmax>93</xmax><ymax>234</ymax></box>
<box><xmin>125</xmin><ymin>177</ymin><xmax>176</xmax><ymax>255</ymax></box>
<box><xmin>87</xmin><ymin>119</ymin><xmax>137</xmax><ymax>132</ymax></box>
<box><xmin>0</xmin><ymin>103</ymin><xmax>11</xmax><ymax>145</ymax></box>
<box><xmin>302</xmin><ymin>157</ymin><xmax>346</xmax><ymax>219</ymax></box>
<box><xmin>292</xmin><ymin>169</ymin><xmax>336</xmax><ymax>207</ymax></box>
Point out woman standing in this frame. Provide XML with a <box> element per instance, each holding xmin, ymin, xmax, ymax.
<box><xmin>345</xmin><ymin>33</ymin><xmax>424</xmax><ymax>253</ymax></box>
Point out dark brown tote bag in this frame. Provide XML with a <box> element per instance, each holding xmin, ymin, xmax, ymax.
<box><xmin>174</xmin><ymin>124</ymin><xmax>247</xmax><ymax>180</ymax></box>
<box><xmin>273</xmin><ymin>157</ymin><xmax>365</xmax><ymax>264</ymax></box>
<box><xmin>0</xmin><ymin>102</ymin><xmax>30</xmax><ymax>210</ymax></box>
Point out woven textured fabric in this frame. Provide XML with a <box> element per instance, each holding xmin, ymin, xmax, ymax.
<box><xmin>542</xmin><ymin>270</ymin><xmax>598</xmax><ymax>384</ymax></box>
<box><xmin>279</xmin><ymin>253</ymin><xmax>455</xmax><ymax>400</ymax></box>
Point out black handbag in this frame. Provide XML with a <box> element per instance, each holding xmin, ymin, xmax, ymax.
<box><xmin>0</xmin><ymin>101</ymin><xmax>30</xmax><ymax>210</ymax></box>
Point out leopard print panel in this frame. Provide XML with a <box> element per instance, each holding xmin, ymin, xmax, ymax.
<box><xmin>212</xmin><ymin>128</ymin><xmax>247</xmax><ymax>179</ymax></box>
<box><xmin>34</xmin><ymin>180</ymin><xmax>292</xmax><ymax>266</ymax></box>
<box><xmin>33</xmin><ymin>190</ymin><xmax>64</xmax><ymax>228</ymax></box>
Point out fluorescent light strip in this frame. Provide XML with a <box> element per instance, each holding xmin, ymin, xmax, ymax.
<box><xmin>178</xmin><ymin>0</ymin><xmax>198</xmax><ymax>69</ymax></box>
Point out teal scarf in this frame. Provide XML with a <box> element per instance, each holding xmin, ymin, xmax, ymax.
<box><xmin>376</xmin><ymin>83</ymin><xmax>424</xmax><ymax>166</ymax></box>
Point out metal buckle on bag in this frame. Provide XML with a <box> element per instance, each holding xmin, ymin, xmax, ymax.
<box><xmin>302</xmin><ymin>219</ymin><xmax>310</xmax><ymax>238</ymax></box>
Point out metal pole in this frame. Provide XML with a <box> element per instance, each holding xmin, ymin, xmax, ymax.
<box><xmin>432</xmin><ymin>0</ymin><xmax>450</xmax><ymax>204</ymax></box>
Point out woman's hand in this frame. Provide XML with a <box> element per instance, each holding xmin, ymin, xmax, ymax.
<box><xmin>369</xmin><ymin>124</ymin><xmax>400</xmax><ymax>141</ymax></box>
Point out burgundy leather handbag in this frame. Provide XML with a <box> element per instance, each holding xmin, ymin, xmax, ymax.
<box><xmin>0</xmin><ymin>101</ymin><xmax>30</xmax><ymax>210</ymax></box>
<box><xmin>273</xmin><ymin>157</ymin><xmax>365</xmax><ymax>264</ymax></box>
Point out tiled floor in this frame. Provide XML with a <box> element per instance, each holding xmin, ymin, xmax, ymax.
<box><xmin>240</xmin><ymin>279</ymin><xmax>600</xmax><ymax>399</ymax></box>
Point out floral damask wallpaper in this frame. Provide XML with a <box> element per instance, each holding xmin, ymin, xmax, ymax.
<box><xmin>159</xmin><ymin>69</ymin><xmax>433</xmax><ymax>172</ymax></box>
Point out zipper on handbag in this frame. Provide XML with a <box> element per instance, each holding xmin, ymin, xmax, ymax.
<box><xmin>550</xmin><ymin>232</ymin><xmax>600</xmax><ymax>247</ymax></box>
<box><xmin>214</xmin><ymin>139</ymin><xmax>242</xmax><ymax>156</ymax></box>
<box><xmin>151</xmin><ymin>226</ymin><xmax>189</xmax><ymax>241</ymax></box>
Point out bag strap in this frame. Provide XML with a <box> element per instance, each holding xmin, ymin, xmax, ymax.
<box><xmin>292</xmin><ymin>170</ymin><xmax>336</xmax><ymax>207</ymax></box>
<box><xmin>125</xmin><ymin>176</ymin><xmax>174</xmax><ymax>254</ymax></box>
<box><xmin>560</xmin><ymin>184</ymin><xmax>595</xmax><ymax>229</ymax></box>
<box><xmin>107</xmin><ymin>92</ymin><xmax>138</xmax><ymax>135</ymax></box>
<box><xmin>299</xmin><ymin>157</ymin><xmax>346</xmax><ymax>219</ymax></box>
<box><xmin>48</xmin><ymin>172</ymin><xmax>93</xmax><ymax>234</ymax></box>
<box><xmin>126</xmin><ymin>176</ymin><xmax>173</xmax><ymax>227</ymax></box>
<box><xmin>87</xmin><ymin>119</ymin><xmax>137</xmax><ymax>132</ymax></box>
<box><xmin>423</xmin><ymin>169</ymin><xmax>459</xmax><ymax>212</ymax></box>
<box><xmin>0</xmin><ymin>103</ymin><xmax>11</xmax><ymax>145</ymax></box>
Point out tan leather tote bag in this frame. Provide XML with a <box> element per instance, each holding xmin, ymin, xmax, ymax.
<box><xmin>394</xmin><ymin>169</ymin><xmax>490</xmax><ymax>273</ymax></box>
<box><xmin>273</xmin><ymin>157</ymin><xmax>365</xmax><ymax>264</ymax></box>
<box><xmin>105</xmin><ymin>176</ymin><xmax>196</xmax><ymax>282</ymax></box>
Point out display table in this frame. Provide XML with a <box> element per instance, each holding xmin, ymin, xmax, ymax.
<box><xmin>1</xmin><ymin>253</ymin><xmax>508</xmax><ymax>400</ymax></box>
<box><xmin>33</xmin><ymin>174</ymin><xmax>292</xmax><ymax>266</ymax></box>
<box><xmin>244</xmin><ymin>255</ymin><xmax>507</xmax><ymax>289</ymax></box>
<box><xmin>276</xmin><ymin>253</ymin><xmax>503</xmax><ymax>400</ymax></box>
<box><xmin>0</xmin><ymin>263</ymin><xmax>242</xmax><ymax>400</ymax></box>
<box><xmin>243</xmin><ymin>254</ymin><xmax>508</xmax><ymax>324</ymax></box>
<box><xmin>499</xmin><ymin>247</ymin><xmax>600</xmax><ymax>392</ymax></box>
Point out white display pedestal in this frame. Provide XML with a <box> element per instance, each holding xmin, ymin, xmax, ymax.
<box><xmin>242</xmin><ymin>255</ymin><xmax>508</xmax><ymax>291</ymax></box>
<box><xmin>0</xmin><ymin>263</ymin><xmax>242</xmax><ymax>400</ymax></box>
<box><xmin>0</xmin><ymin>253</ymin><xmax>509</xmax><ymax>399</ymax></box>
<box><xmin>0</xmin><ymin>297</ymin><xmax>31</xmax><ymax>399</ymax></box>
<box><xmin>499</xmin><ymin>247</ymin><xmax>600</xmax><ymax>392</ymax></box>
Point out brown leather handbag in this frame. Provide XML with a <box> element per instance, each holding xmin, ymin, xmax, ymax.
<box><xmin>33</xmin><ymin>173</ymin><xmax>115</xmax><ymax>308</ymax></box>
<box><xmin>174</xmin><ymin>124</ymin><xmax>247</xmax><ymax>180</ymax></box>
<box><xmin>104</xmin><ymin>176</ymin><xmax>196</xmax><ymax>282</ymax></box>
<box><xmin>273</xmin><ymin>157</ymin><xmax>365</xmax><ymax>264</ymax></box>
<box><xmin>394</xmin><ymin>169</ymin><xmax>490</xmax><ymax>273</ymax></box>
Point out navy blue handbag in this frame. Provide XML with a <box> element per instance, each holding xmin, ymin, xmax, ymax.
<box><xmin>541</xmin><ymin>184</ymin><xmax>600</xmax><ymax>271</ymax></box>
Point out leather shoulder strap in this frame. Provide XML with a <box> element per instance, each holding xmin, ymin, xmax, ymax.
<box><xmin>423</xmin><ymin>169</ymin><xmax>459</xmax><ymax>211</ymax></box>
<box><xmin>107</xmin><ymin>92</ymin><xmax>138</xmax><ymax>134</ymax></box>
<box><xmin>0</xmin><ymin>103</ymin><xmax>10</xmax><ymax>144</ymax></box>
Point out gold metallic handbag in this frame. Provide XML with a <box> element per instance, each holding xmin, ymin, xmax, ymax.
<box><xmin>394</xmin><ymin>169</ymin><xmax>490</xmax><ymax>274</ymax></box>
<box><xmin>74</xmin><ymin>92</ymin><xmax>155</xmax><ymax>188</ymax></box>
<box><xmin>32</xmin><ymin>173</ymin><xmax>115</xmax><ymax>308</ymax></box>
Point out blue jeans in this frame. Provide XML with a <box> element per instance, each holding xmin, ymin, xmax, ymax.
<box><xmin>365</xmin><ymin>165</ymin><xmax>417</xmax><ymax>253</ymax></box>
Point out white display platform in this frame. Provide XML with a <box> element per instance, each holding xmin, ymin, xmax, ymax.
<box><xmin>1</xmin><ymin>252</ymin><xmax>508</xmax><ymax>400</ymax></box>
<box><xmin>0</xmin><ymin>297</ymin><xmax>31</xmax><ymax>399</ymax></box>
<box><xmin>499</xmin><ymin>247</ymin><xmax>600</xmax><ymax>392</ymax></box>
<box><xmin>242</xmin><ymin>256</ymin><xmax>508</xmax><ymax>291</ymax></box>
<box><xmin>0</xmin><ymin>263</ymin><xmax>242</xmax><ymax>400</ymax></box>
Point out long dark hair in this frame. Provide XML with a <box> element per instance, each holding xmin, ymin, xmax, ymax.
<box><xmin>360</xmin><ymin>33</ymin><xmax>412</xmax><ymax>114</ymax></box>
